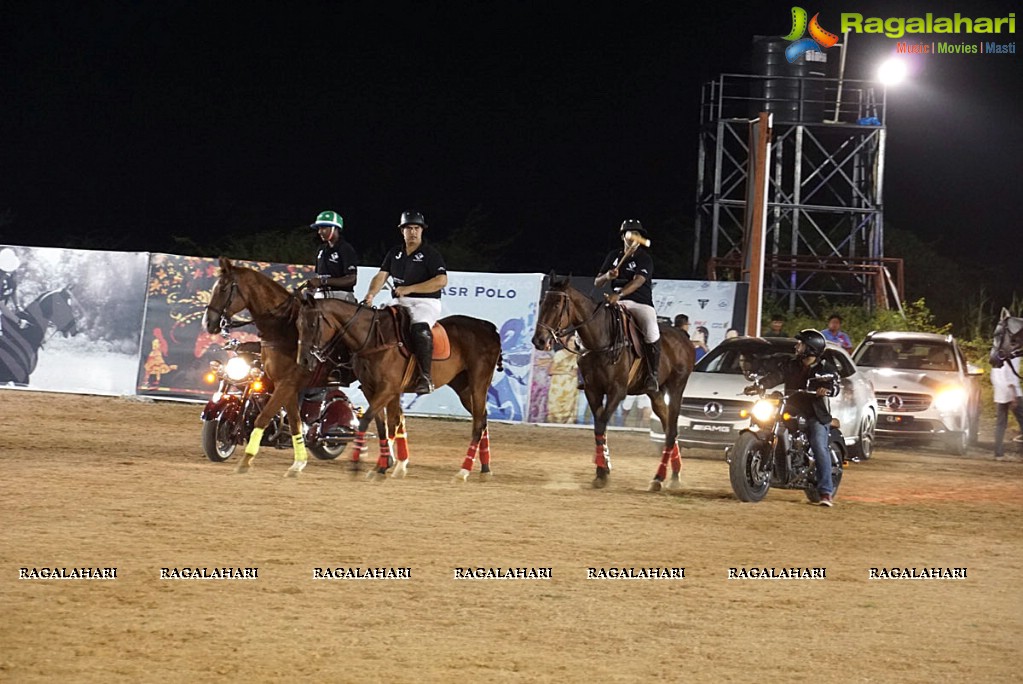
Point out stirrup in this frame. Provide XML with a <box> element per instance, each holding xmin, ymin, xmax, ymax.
<box><xmin>412</xmin><ymin>377</ymin><xmax>434</xmax><ymax>395</ymax></box>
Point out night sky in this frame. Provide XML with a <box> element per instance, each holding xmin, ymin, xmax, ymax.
<box><xmin>2</xmin><ymin>1</ymin><xmax>1020</xmax><ymax>285</ymax></box>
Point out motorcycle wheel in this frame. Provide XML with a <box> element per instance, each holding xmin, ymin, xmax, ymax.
<box><xmin>201</xmin><ymin>416</ymin><xmax>237</xmax><ymax>462</ymax></box>
<box><xmin>728</xmin><ymin>432</ymin><xmax>772</xmax><ymax>502</ymax></box>
<box><xmin>308</xmin><ymin>442</ymin><xmax>346</xmax><ymax>460</ymax></box>
<box><xmin>805</xmin><ymin>440</ymin><xmax>844</xmax><ymax>503</ymax></box>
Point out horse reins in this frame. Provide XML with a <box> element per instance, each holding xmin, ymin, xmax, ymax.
<box><xmin>538</xmin><ymin>290</ymin><xmax>628</xmax><ymax>359</ymax></box>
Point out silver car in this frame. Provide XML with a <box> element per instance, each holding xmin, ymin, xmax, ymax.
<box><xmin>652</xmin><ymin>337</ymin><xmax>878</xmax><ymax>460</ymax></box>
<box><xmin>851</xmin><ymin>331</ymin><xmax>982</xmax><ymax>455</ymax></box>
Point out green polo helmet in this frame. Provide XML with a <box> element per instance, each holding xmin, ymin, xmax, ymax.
<box><xmin>311</xmin><ymin>210</ymin><xmax>343</xmax><ymax>230</ymax></box>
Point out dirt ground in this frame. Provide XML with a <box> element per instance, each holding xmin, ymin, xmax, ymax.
<box><xmin>2</xmin><ymin>389</ymin><xmax>1022</xmax><ymax>683</ymax></box>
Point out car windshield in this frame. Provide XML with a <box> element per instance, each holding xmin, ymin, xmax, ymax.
<box><xmin>698</xmin><ymin>340</ymin><xmax>794</xmax><ymax>374</ymax></box>
<box><xmin>854</xmin><ymin>341</ymin><xmax>956</xmax><ymax>372</ymax></box>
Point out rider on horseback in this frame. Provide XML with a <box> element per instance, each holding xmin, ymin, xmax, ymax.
<box><xmin>305</xmin><ymin>210</ymin><xmax>359</xmax><ymax>304</ymax></box>
<box><xmin>595</xmin><ymin>220</ymin><xmax>660</xmax><ymax>393</ymax></box>
<box><xmin>362</xmin><ymin>211</ymin><xmax>448</xmax><ymax>395</ymax></box>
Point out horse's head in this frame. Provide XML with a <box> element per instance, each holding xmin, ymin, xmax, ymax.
<box><xmin>532</xmin><ymin>273</ymin><xmax>575</xmax><ymax>351</ymax></box>
<box><xmin>202</xmin><ymin>257</ymin><xmax>249</xmax><ymax>334</ymax></box>
<box><xmin>40</xmin><ymin>287</ymin><xmax>78</xmax><ymax>337</ymax></box>
<box><xmin>990</xmin><ymin>308</ymin><xmax>1023</xmax><ymax>368</ymax></box>
<box><xmin>295</xmin><ymin>301</ymin><xmax>331</xmax><ymax>373</ymax></box>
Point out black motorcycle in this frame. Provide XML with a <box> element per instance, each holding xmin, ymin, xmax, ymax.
<box><xmin>200</xmin><ymin>338</ymin><xmax>359</xmax><ymax>462</ymax></box>
<box><xmin>726</xmin><ymin>370</ymin><xmax>846</xmax><ymax>503</ymax></box>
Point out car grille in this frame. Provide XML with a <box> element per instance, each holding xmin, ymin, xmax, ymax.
<box><xmin>875</xmin><ymin>392</ymin><xmax>932</xmax><ymax>413</ymax></box>
<box><xmin>680</xmin><ymin>398</ymin><xmax>750</xmax><ymax>422</ymax></box>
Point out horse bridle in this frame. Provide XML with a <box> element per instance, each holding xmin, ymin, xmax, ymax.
<box><xmin>303</xmin><ymin>303</ymin><xmax>373</xmax><ymax>365</ymax></box>
<box><xmin>536</xmin><ymin>290</ymin><xmax>611</xmax><ymax>355</ymax></box>
<box><xmin>205</xmin><ymin>279</ymin><xmax>255</xmax><ymax>331</ymax></box>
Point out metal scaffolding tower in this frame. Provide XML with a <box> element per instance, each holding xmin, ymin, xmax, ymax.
<box><xmin>694</xmin><ymin>70</ymin><xmax>901</xmax><ymax>315</ymax></box>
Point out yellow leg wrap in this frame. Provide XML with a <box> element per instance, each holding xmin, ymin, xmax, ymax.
<box><xmin>245</xmin><ymin>427</ymin><xmax>265</xmax><ymax>457</ymax></box>
<box><xmin>292</xmin><ymin>433</ymin><xmax>308</xmax><ymax>462</ymax></box>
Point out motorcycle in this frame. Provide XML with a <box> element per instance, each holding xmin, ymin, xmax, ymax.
<box><xmin>726</xmin><ymin>369</ymin><xmax>846</xmax><ymax>503</ymax></box>
<box><xmin>200</xmin><ymin>337</ymin><xmax>359</xmax><ymax>463</ymax></box>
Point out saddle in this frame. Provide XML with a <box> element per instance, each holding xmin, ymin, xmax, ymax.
<box><xmin>386</xmin><ymin>306</ymin><xmax>451</xmax><ymax>361</ymax></box>
<box><xmin>609</xmin><ymin>304</ymin><xmax>647</xmax><ymax>388</ymax></box>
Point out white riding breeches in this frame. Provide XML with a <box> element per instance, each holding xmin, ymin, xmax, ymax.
<box><xmin>619</xmin><ymin>300</ymin><xmax>660</xmax><ymax>342</ymax></box>
<box><xmin>396</xmin><ymin>297</ymin><xmax>443</xmax><ymax>327</ymax></box>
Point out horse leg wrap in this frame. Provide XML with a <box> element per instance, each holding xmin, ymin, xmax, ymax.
<box><xmin>461</xmin><ymin>441</ymin><xmax>480</xmax><ymax>472</ymax></box>
<box><xmin>394</xmin><ymin>429</ymin><xmax>410</xmax><ymax>462</ymax></box>
<box><xmin>351</xmin><ymin>431</ymin><xmax>367</xmax><ymax>463</ymax></box>
<box><xmin>655</xmin><ymin>447</ymin><xmax>669</xmax><ymax>481</ymax></box>
<box><xmin>594</xmin><ymin>434</ymin><xmax>610</xmax><ymax>470</ymax></box>
<box><xmin>292</xmin><ymin>434</ymin><xmax>308</xmax><ymax>462</ymax></box>
<box><xmin>245</xmin><ymin>427</ymin><xmax>265</xmax><ymax>458</ymax></box>
<box><xmin>670</xmin><ymin>443</ymin><xmax>682</xmax><ymax>474</ymax></box>
<box><xmin>377</xmin><ymin>439</ymin><xmax>392</xmax><ymax>471</ymax></box>
<box><xmin>479</xmin><ymin>427</ymin><xmax>491</xmax><ymax>468</ymax></box>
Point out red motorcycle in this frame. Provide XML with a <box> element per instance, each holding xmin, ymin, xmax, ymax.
<box><xmin>200</xmin><ymin>338</ymin><xmax>359</xmax><ymax>462</ymax></box>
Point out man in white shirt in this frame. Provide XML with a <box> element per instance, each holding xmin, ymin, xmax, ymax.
<box><xmin>992</xmin><ymin>358</ymin><xmax>1023</xmax><ymax>459</ymax></box>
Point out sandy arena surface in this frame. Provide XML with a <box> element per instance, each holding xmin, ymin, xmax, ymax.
<box><xmin>2</xmin><ymin>389</ymin><xmax>1022</xmax><ymax>683</ymax></box>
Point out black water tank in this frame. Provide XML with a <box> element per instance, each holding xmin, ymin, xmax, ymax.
<box><xmin>750</xmin><ymin>36</ymin><xmax>827</xmax><ymax>122</ymax></box>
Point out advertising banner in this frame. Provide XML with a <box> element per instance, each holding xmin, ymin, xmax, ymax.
<box><xmin>136</xmin><ymin>254</ymin><xmax>313</xmax><ymax>399</ymax></box>
<box><xmin>0</xmin><ymin>245</ymin><xmax>148</xmax><ymax>395</ymax></box>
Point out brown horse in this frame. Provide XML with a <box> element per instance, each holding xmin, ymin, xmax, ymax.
<box><xmin>202</xmin><ymin>257</ymin><xmax>395</xmax><ymax>477</ymax></box>
<box><xmin>531</xmin><ymin>276</ymin><xmax>695</xmax><ymax>490</ymax></box>
<box><xmin>296</xmin><ymin>298</ymin><xmax>503</xmax><ymax>481</ymax></box>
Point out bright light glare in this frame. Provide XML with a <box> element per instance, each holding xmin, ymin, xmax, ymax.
<box><xmin>751</xmin><ymin>399</ymin><xmax>779</xmax><ymax>423</ymax></box>
<box><xmin>934</xmin><ymin>387</ymin><xmax>966</xmax><ymax>413</ymax></box>
<box><xmin>878</xmin><ymin>59</ymin><xmax>908</xmax><ymax>86</ymax></box>
<box><xmin>224</xmin><ymin>357</ymin><xmax>252</xmax><ymax>382</ymax></box>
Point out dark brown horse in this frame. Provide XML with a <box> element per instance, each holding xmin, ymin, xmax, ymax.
<box><xmin>201</xmin><ymin>257</ymin><xmax>393</xmax><ymax>477</ymax></box>
<box><xmin>296</xmin><ymin>298</ymin><xmax>503</xmax><ymax>481</ymax></box>
<box><xmin>531</xmin><ymin>276</ymin><xmax>695</xmax><ymax>489</ymax></box>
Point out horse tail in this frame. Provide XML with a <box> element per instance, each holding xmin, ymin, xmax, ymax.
<box><xmin>495</xmin><ymin>353</ymin><xmax>504</xmax><ymax>373</ymax></box>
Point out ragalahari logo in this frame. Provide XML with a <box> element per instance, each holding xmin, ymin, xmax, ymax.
<box><xmin>783</xmin><ymin>7</ymin><xmax>839</xmax><ymax>62</ymax></box>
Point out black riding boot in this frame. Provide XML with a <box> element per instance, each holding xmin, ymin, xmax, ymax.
<box><xmin>642</xmin><ymin>340</ymin><xmax>661</xmax><ymax>393</ymax></box>
<box><xmin>410</xmin><ymin>323</ymin><xmax>435</xmax><ymax>394</ymax></box>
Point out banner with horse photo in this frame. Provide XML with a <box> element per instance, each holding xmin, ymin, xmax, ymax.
<box><xmin>0</xmin><ymin>245</ymin><xmax>148</xmax><ymax>395</ymax></box>
<box><xmin>339</xmin><ymin>267</ymin><xmax>544</xmax><ymax>422</ymax></box>
<box><xmin>136</xmin><ymin>254</ymin><xmax>313</xmax><ymax>400</ymax></box>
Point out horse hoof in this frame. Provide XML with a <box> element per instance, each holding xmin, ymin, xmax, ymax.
<box><xmin>648</xmin><ymin>479</ymin><xmax>662</xmax><ymax>492</ymax></box>
<box><xmin>284</xmin><ymin>469</ymin><xmax>300</xmax><ymax>479</ymax></box>
<box><xmin>478</xmin><ymin>470</ymin><xmax>493</xmax><ymax>482</ymax></box>
<box><xmin>453</xmin><ymin>469</ymin><xmax>470</xmax><ymax>483</ymax></box>
<box><xmin>365</xmin><ymin>469</ymin><xmax>384</xmax><ymax>482</ymax></box>
<box><xmin>592</xmin><ymin>470</ymin><xmax>609</xmax><ymax>489</ymax></box>
<box><xmin>391</xmin><ymin>461</ymin><xmax>408</xmax><ymax>479</ymax></box>
<box><xmin>235</xmin><ymin>464</ymin><xmax>251</xmax><ymax>474</ymax></box>
<box><xmin>665</xmin><ymin>474</ymin><xmax>682</xmax><ymax>491</ymax></box>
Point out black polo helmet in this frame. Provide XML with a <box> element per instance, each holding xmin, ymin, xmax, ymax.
<box><xmin>619</xmin><ymin>219</ymin><xmax>648</xmax><ymax>238</ymax></box>
<box><xmin>795</xmin><ymin>328</ymin><xmax>827</xmax><ymax>358</ymax></box>
<box><xmin>399</xmin><ymin>211</ymin><xmax>428</xmax><ymax>228</ymax></box>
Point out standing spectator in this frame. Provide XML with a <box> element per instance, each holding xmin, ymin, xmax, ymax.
<box><xmin>693</xmin><ymin>325</ymin><xmax>710</xmax><ymax>362</ymax></box>
<box><xmin>992</xmin><ymin>357</ymin><xmax>1023</xmax><ymax>460</ymax></box>
<box><xmin>763</xmin><ymin>314</ymin><xmax>787</xmax><ymax>337</ymax></box>
<box><xmin>821</xmin><ymin>314</ymin><xmax>853</xmax><ymax>352</ymax></box>
<box><xmin>673</xmin><ymin>314</ymin><xmax>690</xmax><ymax>334</ymax></box>
<box><xmin>725</xmin><ymin>328</ymin><xmax>739</xmax><ymax>339</ymax></box>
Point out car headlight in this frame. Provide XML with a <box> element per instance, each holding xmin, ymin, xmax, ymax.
<box><xmin>224</xmin><ymin>357</ymin><xmax>253</xmax><ymax>382</ymax></box>
<box><xmin>933</xmin><ymin>386</ymin><xmax>966</xmax><ymax>413</ymax></box>
<box><xmin>750</xmin><ymin>398</ymin><xmax>779</xmax><ymax>424</ymax></box>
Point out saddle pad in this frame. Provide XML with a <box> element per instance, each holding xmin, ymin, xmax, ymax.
<box><xmin>432</xmin><ymin>323</ymin><xmax>451</xmax><ymax>361</ymax></box>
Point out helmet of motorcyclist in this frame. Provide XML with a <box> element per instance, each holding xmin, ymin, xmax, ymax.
<box><xmin>795</xmin><ymin>328</ymin><xmax>827</xmax><ymax>358</ymax></box>
<box><xmin>619</xmin><ymin>219</ymin><xmax>648</xmax><ymax>239</ymax></box>
<box><xmin>0</xmin><ymin>248</ymin><xmax>20</xmax><ymax>273</ymax></box>
<box><xmin>399</xmin><ymin>211</ymin><xmax>428</xmax><ymax>229</ymax></box>
<box><xmin>310</xmin><ymin>210</ymin><xmax>343</xmax><ymax>231</ymax></box>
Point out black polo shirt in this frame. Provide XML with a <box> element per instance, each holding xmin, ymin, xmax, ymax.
<box><xmin>380</xmin><ymin>240</ymin><xmax>446</xmax><ymax>299</ymax></box>
<box><xmin>599</xmin><ymin>247</ymin><xmax>654</xmax><ymax>307</ymax></box>
<box><xmin>316</xmin><ymin>238</ymin><xmax>359</xmax><ymax>292</ymax></box>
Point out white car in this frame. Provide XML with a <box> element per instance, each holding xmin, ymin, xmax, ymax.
<box><xmin>851</xmin><ymin>331</ymin><xmax>982</xmax><ymax>455</ymax></box>
<box><xmin>651</xmin><ymin>336</ymin><xmax>878</xmax><ymax>460</ymax></box>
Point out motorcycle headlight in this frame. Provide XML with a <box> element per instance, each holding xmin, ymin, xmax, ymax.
<box><xmin>933</xmin><ymin>386</ymin><xmax>966</xmax><ymax>413</ymax></box>
<box><xmin>224</xmin><ymin>357</ymin><xmax>252</xmax><ymax>382</ymax></box>
<box><xmin>751</xmin><ymin>398</ymin><xmax>779</xmax><ymax>424</ymax></box>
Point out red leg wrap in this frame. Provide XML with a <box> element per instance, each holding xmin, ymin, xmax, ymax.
<box><xmin>670</xmin><ymin>443</ymin><xmax>682</xmax><ymax>474</ymax></box>
<box><xmin>461</xmin><ymin>441</ymin><xmax>480</xmax><ymax>472</ymax></box>
<box><xmin>351</xmin><ymin>431</ymin><xmax>367</xmax><ymax>463</ymax></box>
<box><xmin>594</xmin><ymin>434</ymin><xmax>608</xmax><ymax>469</ymax></box>
<box><xmin>479</xmin><ymin>427</ymin><xmax>491</xmax><ymax>466</ymax></box>
<box><xmin>394</xmin><ymin>430</ymin><xmax>410</xmax><ymax>462</ymax></box>
<box><xmin>377</xmin><ymin>439</ymin><xmax>392</xmax><ymax>470</ymax></box>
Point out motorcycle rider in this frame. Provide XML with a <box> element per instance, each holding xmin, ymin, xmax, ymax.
<box><xmin>750</xmin><ymin>329</ymin><xmax>838</xmax><ymax>506</ymax></box>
